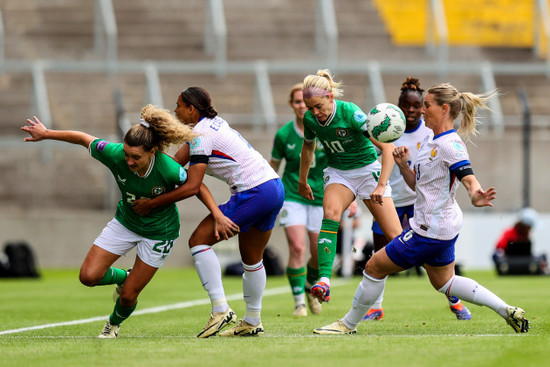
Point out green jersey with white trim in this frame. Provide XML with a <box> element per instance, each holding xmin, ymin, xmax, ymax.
<box><xmin>271</xmin><ymin>120</ymin><xmax>326</xmax><ymax>206</ymax></box>
<box><xmin>303</xmin><ymin>100</ymin><xmax>377</xmax><ymax>170</ymax></box>
<box><xmin>90</xmin><ymin>139</ymin><xmax>187</xmax><ymax>240</ymax></box>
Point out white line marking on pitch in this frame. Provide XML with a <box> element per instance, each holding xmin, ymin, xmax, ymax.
<box><xmin>0</xmin><ymin>280</ymin><xmax>349</xmax><ymax>336</ymax></box>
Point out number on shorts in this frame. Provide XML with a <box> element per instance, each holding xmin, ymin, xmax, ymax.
<box><xmin>152</xmin><ymin>240</ymin><xmax>175</xmax><ymax>254</ymax></box>
<box><xmin>402</xmin><ymin>229</ymin><xmax>413</xmax><ymax>242</ymax></box>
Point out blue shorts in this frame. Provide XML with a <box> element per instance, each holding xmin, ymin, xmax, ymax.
<box><xmin>219</xmin><ymin>178</ymin><xmax>284</xmax><ymax>232</ymax></box>
<box><xmin>372</xmin><ymin>204</ymin><xmax>414</xmax><ymax>235</ymax></box>
<box><xmin>385</xmin><ymin>229</ymin><xmax>457</xmax><ymax>269</ymax></box>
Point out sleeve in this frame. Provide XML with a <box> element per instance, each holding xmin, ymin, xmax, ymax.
<box><xmin>89</xmin><ymin>139</ymin><xmax>118</xmax><ymax>167</ymax></box>
<box><xmin>271</xmin><ymin>129</ymin><xmax>285</xmax><ymax>161</ymax></box>
<box><xmin>303</xmin><ymin>115</ymin><xmax>316</xmax><ymax>143</ymax></box>
<box><xmin>348</xmin><ymin>102</ymin><xmax>369</xmax><ymax>133</ymax></box>
<box><xmin>188</xmin><ymin>133</ymin><xmax>211</xmax><ymax>165</ymax></box>
<box><xmin>442</xmin><ymin>139</ymin><xmax>470</xmax><ymax>167</ymax></box>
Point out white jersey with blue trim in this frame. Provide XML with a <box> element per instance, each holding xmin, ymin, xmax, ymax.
<box><xmin>389</xmin><ymin>119</ymin><xmax>432</xmax><ymax>207</ymax></box>
<box><xmin>190</xmin><ymin>116</ymin><xmax>278</xmax><ymax>194</ymax></box>
<box><xmin>410</xmin><ymin>129</ymin><xmax>470</xmax><ymax>240</ymax></box>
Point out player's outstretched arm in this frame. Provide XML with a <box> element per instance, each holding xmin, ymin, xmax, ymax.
<box><xmin>21</xmin><ymin>116</ymin><xmax>97</xmax><ymax>148</ymax></box>
<box><xmin>461</xmin><ymin>175</ymin><xmax>496</xmax><ymax>208</ymax></box>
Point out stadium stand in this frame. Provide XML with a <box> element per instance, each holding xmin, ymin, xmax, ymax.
<box><xmin>1</xmin><ymin>0</ymin><xmax>550</xmax><ymax>213</ymax></box>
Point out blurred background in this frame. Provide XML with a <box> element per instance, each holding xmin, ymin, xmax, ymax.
<box><xmin>0</xmin><ymin>0</ymin><xmax>549</xmax><ymax>272</ymax></box>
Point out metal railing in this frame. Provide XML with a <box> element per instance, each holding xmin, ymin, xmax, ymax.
<box><xmin>426</xmin><ymin>0</ymin><xmax>449</xmax><ymax>76</ymax></box>
<box><xmin>94</xmin><ymin>0</ymin><xmax>118</xmax><ymax>68</ymax></box>
<box><xmin>205</xmin><ymin>0</ymin><xmax>227</xmax><ymax>76</ymax></box>
<box><xmin>535</xmin><ymin>0</ymin><xmax>550</xmax><ymax>66</ymax></box>
<box><xmin>315</xmin><ymin>0</ymin><xmax>338</xmax><ymax>70</ymax></box>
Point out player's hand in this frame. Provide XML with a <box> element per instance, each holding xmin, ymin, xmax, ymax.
<box><xmin>369</xmin><ymin>186</ymin><xmax>385</xmax><ymax>205</ymax></box>
<box><xmin>213</xmin><ymin>214</ymin><xmax>240</xmax><ymax>240</ymax></box>
<box><xmin>132</xmin><ymin>198</ymin><xmax>153</xmax><ymax>216</ymax></box>
<box><xmin>471</xmin><ymin>187</ymin><xmax>496</xmax><ymax>207</ymax></box>
<box><xmin>298</xmin><ymin>182</ymin><xmax>314</xmax><ymax>201</ymax></box>
<box><xmin>21</xmin><ymin>116</ymin><xmax>47</xmax><ymax>142</ymax></box>
<box><xmin>393</xmin><ymin>146</ymin><xmax>410</xmax><ymax>169</ymax></box>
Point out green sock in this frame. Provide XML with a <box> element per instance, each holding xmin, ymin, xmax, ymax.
<box><xmin>109</xmin><ymin>298</ymin><xmax>137</xmax><ymax>325</ymax></box>
<box><xmin>306</xmin><ymin>264</ymin><xmax>319</xmax><ymax>286</ymax></box>
<box><xmin>317</xmin><ymin>219</ymin><xmax>340</xmax><ymax>279</ymax></box>
<box><xmin>97</xmin><ymin>267</ymin><xmax>128</xmax><ymax>286</ymax></box>
<box><xmin>286</xmin><ymin>266</ymin><xmax>306</xmax><ymax>296</ymax></box>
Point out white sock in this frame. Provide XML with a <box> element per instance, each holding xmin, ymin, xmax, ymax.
<box><xmin>294</xmin><ymin>293</ymin><xmax>306</xmax><ymax>306</ymax></box>
<box><xmin>370</xmin><ymin>278</ymin><xmax>386</xmax><ymax>309</ymax></box>
<box><xmin>191</xmin><ymin>245</ymin><xmax>227</xmax><ymax>313</ymax></box>
<box><xmin>242</xmin><ymin>260</ymin><xmax>266</xmax><ymax>326</ymax></box>
<box><xmin>342</xmin><ymin>272</ymin><xmax>387</xmax><ymax>329</ymax></box>
<box><xmin>319</xmin><ymin>276</ymin><xmax>330</xmax><ymax>286</ymax></box>
<box><xmin>437</xmin><ymin>275</ymin><xmax>508</xmax><ymax>318</ymax></box>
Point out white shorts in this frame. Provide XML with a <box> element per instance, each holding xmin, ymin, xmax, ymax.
<box><xmin>94</xmin><ymin>218</ymin><xmax>177</xmax><ymax>268</ymax></box>
<box><xmin>278</xmin><ymin>200</ymin><xmax>323</xmax><ymax>233</ymax></box>
<box><xmin>323</xmin><ymin>162</ymin><xmax>392</xmax><ymax>200</ymax></box>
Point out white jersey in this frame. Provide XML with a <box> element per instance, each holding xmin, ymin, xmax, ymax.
<box><xmin>190</xmin><ymin>116</ymin><xmax>279</xmax><ymax>194</ymax></box>
<box><xmin>389</xmin><ymin>119</ymin><xmax>432</xmax><ymax>207</ymax></box>
<box><xmin>410</xmin><ymin>129</ymin><xmax>470</xmax><ymax>240</ymax></box>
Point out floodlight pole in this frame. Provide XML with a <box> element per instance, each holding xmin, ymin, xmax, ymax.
<box><xmin>518</xmin><ymin>87</ymin><xmax>531</xmax><ymax>208</ymax></box>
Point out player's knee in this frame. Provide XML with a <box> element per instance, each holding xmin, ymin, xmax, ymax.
<box><xmin>288</xmin><ymin>242</ymin><xmax>306</xmax><ymax>259</ymax></box>
<box><xmin>79</xmin><ymin>268</ymin><xmax>100</xmax><ymax>287</ymax></box>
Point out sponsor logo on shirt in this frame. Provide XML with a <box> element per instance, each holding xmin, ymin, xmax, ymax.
<box><xmin>431</xmin><ymin>147</ymin><xmax>438</xmax><ymax>157</ymax></box>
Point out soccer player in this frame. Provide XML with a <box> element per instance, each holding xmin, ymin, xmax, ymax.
<box><xmin>270</xmin><ymin>83</ymin><xmax>326</xmax><ymax>317</ymax></box>
<box><xmin>298</xmin><ymin>69</ymin><xmax>402</xmax><ymax>303</ymax></box>
<box><xmin>364</xmin><ymin>77</ymin><xmax>472</xmax><ymax>321</ymax></box>
<box><xmin>131</xmin><ymin>87</ymin><xmax>284</xmax><ymax>337</ymax></box>
<box><xmin>314</xmin><ymin>83</ymin><xmax>529</xmax><ymax>335</ymax></box>
<box><xmin>20</xmin><ymin>105</ymin><xmax>231</xmax><ymax>338</ymax></box>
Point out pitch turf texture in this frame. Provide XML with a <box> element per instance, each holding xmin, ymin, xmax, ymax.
<box><xmin>1</xmin><ymin>268</ymin><xmax>548</xmax><ymax>367</ymax></box>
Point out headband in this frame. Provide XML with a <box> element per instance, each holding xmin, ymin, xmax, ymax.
<box><xmin>302</xmin><ymin>86</ymin><xmax>331</xmax><ymax>99</ymax></box>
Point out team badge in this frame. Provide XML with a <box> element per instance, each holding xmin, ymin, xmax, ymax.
<box><xmin>152</xmin><ymin>186</ymin><xmax>166</xmax><ymax>195</ymax></box>
<box><xmin>335</xmin><ymin>128</ymin><xmax>349</xmax><ymax>138</ymax></box>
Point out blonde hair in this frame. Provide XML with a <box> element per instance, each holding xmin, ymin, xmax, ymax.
<box><xmin>124</xmin><ymin>104</ymin><xmax>197</xmax><ymax>152</ymax></box>
<box><xmin>289</xmin><ymin>83</ymin><xmax>304</xmax><ymax>103</ymax></box>
<box><xmin>427</xmin><ymin>83</ymin><xmax>497</xmax><ymax>140</ymax></box>
<box><xmin>303</xmin><ymin>69</ymin><xmax>344</xmax><ymax>98</ymax></box>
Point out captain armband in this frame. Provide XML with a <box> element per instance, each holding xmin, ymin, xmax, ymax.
<box><xmin>454</xmin><ymin>164</ymin><xmax>474</xmax><ymax>181</ymax></box>
<box><xmin>189</xmin><ymin>154</ymin><xmax>209</xmax><ymax>165</ymax></box>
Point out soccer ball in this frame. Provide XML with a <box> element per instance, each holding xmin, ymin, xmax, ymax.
<box><xmin>366</xmin><ymin>103</ymin><xmax>406</xmax><ymax>143</ymax></box>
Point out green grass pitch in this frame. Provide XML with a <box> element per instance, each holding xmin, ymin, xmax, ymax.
<box><xmin>1</xmin><ymin>268</ymin><xmax>548</xmax><ymax>367</ymax></box>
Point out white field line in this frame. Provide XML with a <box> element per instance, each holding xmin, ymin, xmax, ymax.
<box><xmin>0</xmin><ymin>279</ymin><xmax>350</xmax><ymax>336</ymax></box>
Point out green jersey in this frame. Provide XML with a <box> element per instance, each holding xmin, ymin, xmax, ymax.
<box><xmin>271</xmin><ymin>120</ymin><xmax>327</xmax><ymax>206</ymax></box>
<box><xmin>90</xmin><ymin>139</ymin><xmax>187</xmax><ymax>240</ymax></box>
<box><xmin>303</xmin><ymin>100</ymin><xmax>377</xmax><ymax>170</ymax></box>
